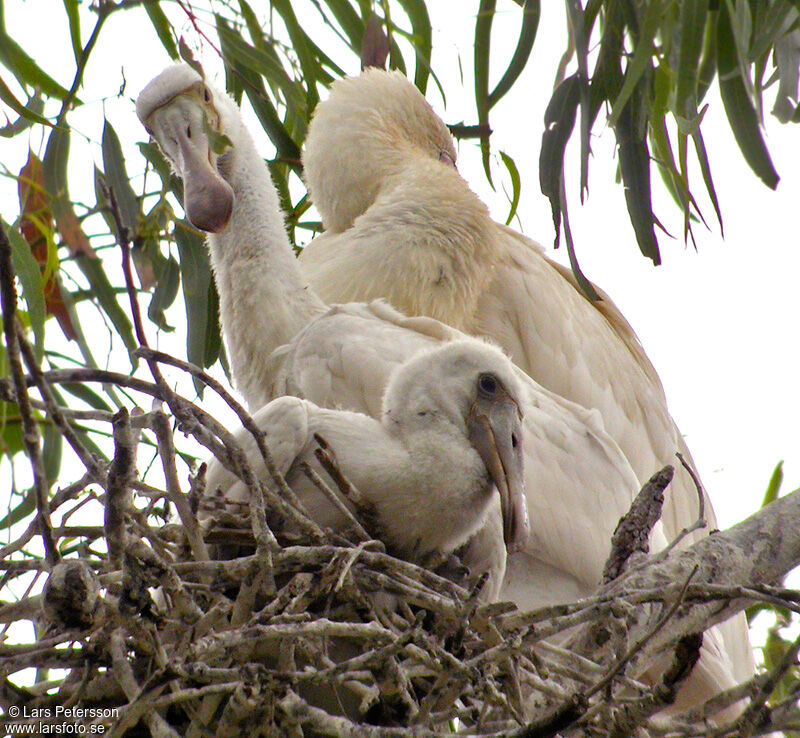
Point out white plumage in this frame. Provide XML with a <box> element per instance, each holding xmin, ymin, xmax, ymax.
<box><xmin>204</xmin><ymin>339</ymin><xmax>528</xmax><ymax>585</ymax></box>
<box><xmin>136</xmin><ymin>65</ymin><xmax>749</xmax><ymax>716</ymax></box>
<box><xmin>300</xmin><ymin>68</ymin><xmax>756</xmax><ymax>687</ymax></box>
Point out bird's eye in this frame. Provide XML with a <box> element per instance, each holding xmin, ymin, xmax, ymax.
<box><xmin>203</xmin><ymin>87</ymin><xmax>211</xmax><ymax>103</ymax></box>
<box><xmin>186</xmin><ymin>125</ymin><xmax>192</xmax><ymax>139</ymax></box>
<box><xmin>478</xmin><ymin>373</ymin><xmax>498</xmax><ymax>396</ymax></box>
<box><xmin>439</xmin><ymin>149</ymin><xmax>456</xmax><ymax>168</ymax></box>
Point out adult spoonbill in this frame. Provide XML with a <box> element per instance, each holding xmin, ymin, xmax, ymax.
<box><xmin>136</xmin><ymin>64</ymin><xmax>742</xmax><ymax>715</ymax></box>
<box><xmin>299</xmin><ymin>68</ymin><xmax>755</xmax><ymax>682</ymax></box>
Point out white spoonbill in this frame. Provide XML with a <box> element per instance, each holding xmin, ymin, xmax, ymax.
<box><xmin>299</xmin><ymin>68</ymin><xmax>755</xmax><ymax>682</ymax></box>
<box><xmin>205</xmin><ymin>339</ymin><xmax>527</xmax><ymax>577</ymax></box>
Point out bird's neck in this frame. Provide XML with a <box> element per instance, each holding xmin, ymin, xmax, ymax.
<box><xmin>207</xmin><ymin>123</ymin><xmax>326</xmax><ymax>409</ymax></box>
<box><xmin>304</xmin><ymin>155</ymin><xmax>501</xmax><ymax>332</ymax></box>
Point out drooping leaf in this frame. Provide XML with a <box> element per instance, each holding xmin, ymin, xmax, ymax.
<box><xmin>17</xmin><ymin>152</ymin><xmax>77</xmax><ymax>343</ymax></box>
<box><xmin>174</xmin><ymin>222</ymin><xmax>216</xmax><ymax>394</ymax></box>
<box><xmin>321</xmin><ymin>0</ymin><xmax>365</xmax><ymax>50</ymax></box>
<box><xmin>616</xmin><ymin>103</ymin><xmax>660</xmax><ymax>264</ymax></box>
<box><xmin>0</xmin><ymin>92</ymin><xmax>44</xmax><ymax>137</ymax></box>
<box><xmin>697</xmin><ymin>9</ymin><xmax>719</xmax><ymax>104</ymax></box>
<box><xmin>0</xmin><ymin>28</ymin><xmax>74</xmax><ymax>102</ymax></box>
<box><xmin>474</xmin><ymin>0</ymin><xmax>496</xmax><ymax>185</ymax></box>
<box><xmin>539</xmin><ymin>74</ymin><xmax>580</xmax><ymax>248</ymax></box>
<box><xmin>0</xmin><ymin>75</ymin><xmax>51</xmax><ymax>127</ymax></box>
<box><xmin>41</xmin><ymin>418</ymin><xmax>62</xmax><ymax>484</ymax></box>
<box><xmin>608</xmin><ymin>0</ymin><xmax>663</xmax><ymax>126</ymax></box>
<box><xmin>62</xmin><ymin>0</ymin><xmax>81</xmax><ymax>63</ymax></box>
<box><xmin>674</xmin><ymin>0</ymin><xmax>710</xmax><ymax>118</ymax></box>
<box><xmin>59</xmin><ymin>381</ymin><xmax>113</xmax><ymax>413</ymax></box>
<box><xmin>690</xmin><ymin>126</ymin><xmax>724</xmax><ymax>233</ymax></box>
<box><xmin>396</xmin><ymin>0</ymin><xmax>432</xmax><ymax>93</ymax></box>
<box><xmin>101</xmin><ymin>119</ymin><xmax>140</xmax><ymax>240</ymax></box>
<box><xmin>147</xmin><ymin>254</ymin><xmax>180</xmax><ymax>331</ymax></box>
<box><xmin>144</xmin><ymin>2</ymin><xmax>179</xmax><ymax>60</ymax></box>
<box><xmin>0</xmin><ymin>486</ymin><xmax>36</xmax><ymax>530</ymax></box>
<box><xmin>499</xmin><ymin>150</ymin><xmax>521</xmax><ymax>226</ymax></box>
<box><xmin>772</xmin><ymin>28</ymin><xmax>800</xmax><ymax>123</ymax></box>
<box><xmin>42</xmin><ymin>126</ymin><xmax>95</xmax><ymax>259</ymax></box>
<box><xmin>271</xmin><ymin>0</ymin><xmax>323</xmax><ymax>110</ymax></box>
<box><xmin>717</xmin><ymin>3</ymin><xmax>780</xmax><ymax>188</ymax></box>
<box><xmin>488</xmin><ymin>0</ymin><xmax>540</xmax><ymax>108</ymax></box>
<box><xmin>4</xmin><ymin>219</ymin><xmax>45</xmax><ymax>359</ymax></box>
<box><xmin>217</xmin><ymin>15</ymin><xmax>303</xmax><ymax>168</ymax></box>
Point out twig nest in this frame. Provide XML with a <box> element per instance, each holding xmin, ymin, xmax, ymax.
<box><xmin>42</xmin><ymin>559</ymin><xmax>101</xmax><ymax>630</ymax></box>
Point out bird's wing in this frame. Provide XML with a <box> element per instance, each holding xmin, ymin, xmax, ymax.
<box><xmin>281</xmin><ymin>301</ymin><xmax>447</xmax><ymax>417</ymax></box>
<box><xmin>476</xmin><ymin>226</ymin><xmax>718</xmax><ymax>542</ymax></box>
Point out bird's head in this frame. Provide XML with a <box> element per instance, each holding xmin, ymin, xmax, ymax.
<box><xmin>383</xmin><ymin>339</ymin><xmax>528</xmax><ymax>550</ymax></box>
<box><xmin>303</xmin><ymin>68</ymin><xmax>457</xmax><ymax>233</ymax></box>
<box><xmin>136</xmin><ymin>64</ymin><xmax>235</xmax><ymax>233</ymax></box>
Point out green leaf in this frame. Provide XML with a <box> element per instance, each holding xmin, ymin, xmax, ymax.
<box><xmin>616</xmin><ymin>104</ymin><xmax>660</xmax><ymax>264</ymax></box>
<box><xmin>772</xmin><ymin>27</ymin><xmax>800</xmax><ymax>123</ymax></box>
<box><xmin>0</xmin><ymin>75</ymin><xmax>51</xmax><ymax>127</ymax></box>
<box><xmin>59</xmin><ymin>382</ymin><xmax>113</xmax><ymax>413</ymax></box>
<box><xmin>147</xmin><ymin>255</ymin><xmax>180</xmax><ymax>331</ymax></box>
<box><xmin>216</xmin><ymin>16</ymin><xmax>306</xmax><ymax>120</ymax></box>
<box><xmin>217</xmin><ymin>15</ymin><xmax>303</xmax><ymax>167</ymax></box>
<box><xmin>397</xmin><ymin>0</ymin><xmax>432</xmax><ymax>93</ymax></box>
<box><xmin>42</xmin><ymin>419</ymin><xmax>62</xmax><ymax>485</ymax></box>
<box><xmin>488</xmin><ymin>0</ymin><xmax>540</xmax><ymax>108</ymax></box>
<box><xmin>321</xmin><ymin>0</ymin><xmax>365</xmax><ymax>50</ymax></box>
<box><xmin>0</xmin><ymin>92</ymin><xmax>44</xmax><ymax>137</ymax></box>
<box><xmin>499</xmin><ymin>151</ymin><xmax>521</xmax><ymax>225</ymax></box>
<box><xmin>204</xmin><ymin>280</ymin><xmax>222</xmax><ymax>368</ymax></box>
<box><xmin>0</xmin><ymin>31</ymin><xmax>74</xmax><ymax>102</ymax></box>
<box><xmin>697</xmin><ymin>9</ymin><xmax>719</xmax><ymax>104</ymax></box>
<box><xmin>0</xmin><ymin>486</ymin><xmax>35</xmax><ymax>530</ymax></box>
<box><xmin>761</xmin><ymin>461</ymin><xmax>784</xmax><ymax>507</ymax></box>
<box><xmin>174</xmin><ymin>222</ymin><xmax>215</xmax><ymax>393</ymax></box>
<box><xmin>539</xmin><ymin>74</ymin><xmax>580</xmax><ymax>248</ymax></box>
<box><xmin>42</xmin><ymin>126</ymin><xmax>71</xmax><ymax>223</ymax></box>
<box><xmin>102</xmin><ymin>119</ymin><xmax>140</xmax><ymax>239</ymax></box>
<box><xmin>717</xmin><ymin>3</ymin><xmax>780</xmax><ymax>188</ymax></box>
<box><xmin>270</xmin><ymin>0</ymin><xmax>323</xmax><ymax>111</ymax></box>
<box><xmin>144</xmin><ymin>2</ymin><xmax>179</xmax><ymax>60</ymax></box>
<box><xmin>674</xmin><ymin>0</ymin><xmax>710</xmax><ymax>118</ymax></box>
<box><xmin>4</xmin><ymin>219</ymin><xmax>45</xmax><ymax>360</ymax></box>
<box><xmin>63</xmin><ymin>0</ymin><xmax>81</xmax><ymax>63</ymax></box>
<box><xmin>690</xmin><ymin>125</ymin><xmax>723</xmax><ymax>233</ymax></box>
<box><xmin>608</xmin><ymin>0</ymin><xmax>663</xmax><ymax>126</ymax></box>
<box><xmin>750</xmin><ymin>0</ymin><xmax>798</xmax><ymax>62</ymax></box>
<box><xmin>474</xmin><ymin>0</ymin><xmax>496</xmax><ymax>185</ymax></box>
<box><xmin>1</xmin><ymin>397</ymin><xmax>24</xmax><ymax>459</ymax></box>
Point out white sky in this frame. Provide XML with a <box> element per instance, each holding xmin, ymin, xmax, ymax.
<box><xmin>1</xmin><ymin>1</ymin><xmax>798</xmax><ymax>542</ymax></box>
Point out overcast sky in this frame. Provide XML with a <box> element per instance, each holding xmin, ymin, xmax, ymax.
<box><xmin>2</xmin><ymin>1</ymin><xmax>798</xmax><ymax>538</ymax></box>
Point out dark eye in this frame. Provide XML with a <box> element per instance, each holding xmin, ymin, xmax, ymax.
<box><xmin>478</xmin><ymin>373</ymin><xmax>497</xmax><ymax>396</ymax></box>
<box><xmin>203</xmin><ymin>87</ymin><xmax>211</xmax><ymax>103</ymax></box>
<box><xmin>186</xmin><ymin>125</ymin><xmax>192</xmax><ymax>139</ymax></box>
<box><xmin>439</xmin><ymin>149</ymin><xmax>456</xmax><ymax>167</ymax></box>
